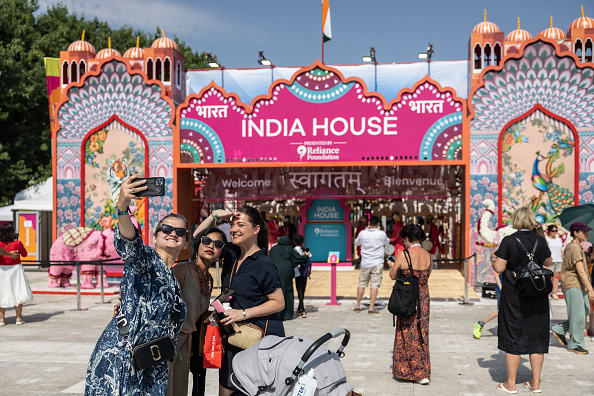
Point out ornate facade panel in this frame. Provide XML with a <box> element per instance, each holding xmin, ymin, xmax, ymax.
<box><xmin>471</xmin><ymin>41</ymin><xmax>594</xmax><ymax>132</ymax></box>
<box><xmin>55</xmin><ymin>59</ymin><xmax>175</xmax><ymax>244</ymax></box>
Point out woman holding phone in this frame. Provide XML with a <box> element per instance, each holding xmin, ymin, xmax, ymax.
<box><xmin>193</xmin><ymin>207</ymin><xmax>285</xmax><ymax>396</ymax></box>
<box><xmin>86</xmin><ymin>175</ymin><xmax>187</xmax><ymax>396</ymax></box>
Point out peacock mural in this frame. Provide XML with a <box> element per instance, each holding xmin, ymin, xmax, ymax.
<box><xmin>500</xmin><ymin>112</ymin><xmax>575</xmax><ymax>224</ymax></box>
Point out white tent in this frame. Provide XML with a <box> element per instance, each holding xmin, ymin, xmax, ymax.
<box><xmin>0</xmin><ymin>177</ymin><xmax>52</xmax><ymax>221</ymax></box>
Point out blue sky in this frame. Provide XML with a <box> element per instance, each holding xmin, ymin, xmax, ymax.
<box><xmin>37</xmin><ymin>0</ymin><xmax>588</xmax><ymax>69</ymax></box>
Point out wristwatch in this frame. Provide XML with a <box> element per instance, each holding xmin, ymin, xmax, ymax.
<box><xmin>117</xmin><ymin>207</ymin><xmax>129</xmax><ymax>216</ymax></box>
<box><xmin>242</xmin><ymin>310</ymin><xmax>247</xmax><ymax>319</ymax></box>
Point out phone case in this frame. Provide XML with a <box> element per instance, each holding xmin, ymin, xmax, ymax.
<box><xmin>135</xmin><ymin>177</ymin><xmax>165</xmax><ymax>197</ymax></box>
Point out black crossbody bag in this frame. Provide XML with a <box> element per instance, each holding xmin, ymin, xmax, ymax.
<box><xmin>116</xmin><ymin>281</ymin><xmax>183</xmax><ymax>370</ymax></box>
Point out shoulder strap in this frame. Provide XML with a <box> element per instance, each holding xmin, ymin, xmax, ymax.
<box><xmin>403</xmin><ymin>249</ymin><xmax>413</xmax><ymax>271</ymax></box>
<box><xmin>514</xmin><ymin>236</ymin><xmax>538</xmax><ymax>260</ymax></box>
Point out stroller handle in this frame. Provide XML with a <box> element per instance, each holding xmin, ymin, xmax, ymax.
<box><xmin>284</xmin><ymin>328</ymin><xmax>351</xmax><ymax>392</ymax></box>
<box><xmin>301</xmin><ymin>328</ymin><xmax>350</xmax><ymax>362</ymax></box>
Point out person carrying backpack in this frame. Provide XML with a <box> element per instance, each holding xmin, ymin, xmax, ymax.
<box><xmin>388</xmin><ymin>224</ymin><xmax>432</xmax><ymax>385</ymax></box>
<box><xmin>492</xmin><ymin>207</ymin><xmax>552</xmax><ymax>394</ymax></box>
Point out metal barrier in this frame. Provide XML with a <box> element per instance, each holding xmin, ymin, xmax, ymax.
<box><xmin>433</xmin><ymin>253</ymin><xmax>477</xmax><ymax>305</ymax></box>
<box><xmin>26</xmin><ymin>258</ymin><xmax>124</xmax><ymax>311</ymax></box>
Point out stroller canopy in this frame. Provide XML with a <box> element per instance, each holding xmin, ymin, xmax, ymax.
<box><xmin>231</xmin><ymin>335</ymin><xmax>354</xmax><ymax>396</ymax></box>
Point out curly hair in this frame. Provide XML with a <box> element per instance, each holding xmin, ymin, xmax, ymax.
<box><xmin>399</xmin><ymin>224</ymin><xmax>425</xmax><ymax>243</ymax></box>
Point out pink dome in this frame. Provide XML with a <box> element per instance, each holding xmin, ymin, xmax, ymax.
<box><xmin>472</xmin><ymin>21</ymin><xmax>501</xmax><ymax>34</ymax></box>
<box><xmin>541</xmin><ymin>27</ymin><xmax>566</xmax><ymax>40</ymax></box>
<box><xmin>505</xmin><ymin>29</ymin><xmax>532</xmax><ymax>42</ymax></box>
<box><xmin>569</xmin><ymin>15</ymin><xmax>594</xmax><ymax>30</ymax></box>
<box><xmin>68</xmin><ymin>40</ymin><xmax>96</xmax><ymax>55</ymax></box>
<box><xmin>123</xmin><ymin>47</ymin><xmax>145</xmax><ymax>58</ymax></box>
<box><xmin>96</xmin><ymin>48</ymin><xmax>122</xmax><ymax>59</ymax></box>
<box><xmin>567</xmin><ymin>7</ymin><xmax>594</xmax><ymax>37</ymax></box>
<box><xmin>151</xmin><ymin>37</ymin><xmax>179</xmax><ymax>51</ymax></box>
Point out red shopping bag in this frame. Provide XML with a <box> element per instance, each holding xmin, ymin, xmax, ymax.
<box><xmin>203</xmin><ymin>323</ymin><xmax>223</xmax><ymax>369</ymax></box>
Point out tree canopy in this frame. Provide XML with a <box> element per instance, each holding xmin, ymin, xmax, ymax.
<box><xmin>0</xmin><ymin>0</ymin><xmax>212</xmax><ymax>206</ymax></box>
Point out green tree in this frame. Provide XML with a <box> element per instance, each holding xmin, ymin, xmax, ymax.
<box><xmin>0</xmin><ymin>0</ymin><xmax>50</xmax><ymax>206</ymax></box>
<box><xmin>0</xmin><ymin>1</ymin><xmax>211</xmax><ymax>206</ymax></box>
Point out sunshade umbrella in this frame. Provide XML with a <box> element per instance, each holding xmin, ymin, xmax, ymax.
<box><xmin>558</xmin><ymin>204</ymin><xmax>594</xmax><ymax>243</ymax></box>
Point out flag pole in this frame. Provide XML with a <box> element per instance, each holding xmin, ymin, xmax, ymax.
<box><xmin>321</xmin><ymin>1</ymin><xmax>324</xmax><ymax>64</ymax></box>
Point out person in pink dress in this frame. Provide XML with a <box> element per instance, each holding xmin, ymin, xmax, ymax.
<box><xmin>0</xmin><ymin>223</ymin><xmax>33</xmax><ymax>325</ymax></box>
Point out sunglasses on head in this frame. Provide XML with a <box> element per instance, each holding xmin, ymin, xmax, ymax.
<box><xmin>158</xmin><ymin>224</ymin><xmax>187</xmax><ymax>237</ymax></box>
<box><xmin>201</xmin><ymin>236</ymin><xmax>225</xmax><ymax>250</ymax></box>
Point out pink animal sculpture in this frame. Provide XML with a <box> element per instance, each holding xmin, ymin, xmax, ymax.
<box><xmin>48</xmin><ymin>214</ymin><xmax>139</xmax><ymax>289</ymax></box>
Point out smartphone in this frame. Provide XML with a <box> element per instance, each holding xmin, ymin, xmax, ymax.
<box><xmin>387</xmin><ymin>256</ymin><xmax>396</xmax><ymax>263</ymax></box>
<box><xmin>135</xmin><ymin>177</ymin><xmax>165</xmax><ymax>197</ymax></box>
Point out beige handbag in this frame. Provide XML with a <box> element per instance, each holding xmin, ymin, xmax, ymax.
<box><xmin>227</xmin><ymin>322</ymin><xmax>265</xmax><ymax>349</ymax></box>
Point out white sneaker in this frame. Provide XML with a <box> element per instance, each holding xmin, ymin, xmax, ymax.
<box><xmin>416</xmin><ymin>378</ymin><xmax>430</xmax><ymax>385</ymax></box>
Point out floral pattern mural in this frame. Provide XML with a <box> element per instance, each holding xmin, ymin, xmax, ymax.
<box><xmin>56</xmin><ymin>179</ymin><xmax>81</xmax><ymax>232</ymax></box>
<box><xmin>579</xmin><ymin>173</ymin><xmax>594</xmax><ymax>203</ymax></box>
<box><xmin>470</xmin><ymin>174</ymin><xmax>498</xmax><ymax>226</ymax></box>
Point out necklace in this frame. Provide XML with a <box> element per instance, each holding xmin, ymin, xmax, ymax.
<box><xmin>193</xmin><ymin>260</ymin><xmax>212</xmax><ymax>295</ymax></box>
<box><xmin>409</xmin><ymin>243</ymin><xmax>422</xmax><ymax>248</ymax></box>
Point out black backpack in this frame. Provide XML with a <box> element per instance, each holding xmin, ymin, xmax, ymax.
<box><xmin>388</xmin><ymin>250</ymin><xmax>420</xmax><ymax>319</ymax></box>
<box><xmin>513</xmin><ymin>237</ymin><xmax>553</xmax><ymax>299</ymax></box>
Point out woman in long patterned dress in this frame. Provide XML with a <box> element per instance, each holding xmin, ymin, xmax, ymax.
<box><xmin>388</xmin><ymin>224</ymin><xmax>432</xmax><ymax>385</ymax></box>
<box><xmin>85</xmin><ymin>175</ymin><xmax>187</xmax><ymax>396</ymax></box>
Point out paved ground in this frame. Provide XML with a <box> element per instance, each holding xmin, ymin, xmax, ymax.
<box><xmin>1</xmin><ymin>271</ymin><xmax>593</xmax><ymax>395</ymax></box>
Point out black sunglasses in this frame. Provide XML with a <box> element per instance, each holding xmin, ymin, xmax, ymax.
<box><xmin>158</xmin><ymin>224</ymin><xmax>187</xmax><ymax>237</ymax></box>
<box><xmin>551</xmin><ymin>229</ymin><xmax>558</xmax><ymax>233</ymax></box>
<box><xmin>201</xmin><ymin>236</ymin><xmax>225</xmax><ymax>250</ymax></box>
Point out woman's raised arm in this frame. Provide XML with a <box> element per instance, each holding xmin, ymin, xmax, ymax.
<box><xmin>116</xmin><ymin>175</ymin><xmax>147</xmax><ymax>240</ymax></box>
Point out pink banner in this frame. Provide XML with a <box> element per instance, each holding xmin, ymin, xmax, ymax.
<box><xmin>179</xmin><ymin>66</ymin><xmax>464</xmax><ymax>164</ymax></box>
<box><xmin>197</xmin><ymin>165</ymin><xmax>452</xmax><ymax>201</ymax></box>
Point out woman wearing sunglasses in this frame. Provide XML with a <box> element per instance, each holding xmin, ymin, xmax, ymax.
<box><xmin>168</xmin><ymin>228</ymin><xmax>227</xmax><ymax>396</ymax></box>
<box><xmin>86</xmin><ymin>175</ymin><xmax>188</xmax><ymax>396</ymax></box>
<box><xmin>193</xmin><ymin>206</ymin><xmax>285</xmax><ymax>396</ymax></box>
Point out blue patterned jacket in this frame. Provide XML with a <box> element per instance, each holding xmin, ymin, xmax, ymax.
<box><xmin>85</xmin><ymin>226</ymin><xmax>186</xmax><ymax>395</ymax></box>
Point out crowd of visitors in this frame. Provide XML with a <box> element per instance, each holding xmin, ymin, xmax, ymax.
<box><xmin>7</xmin><ymin>173</ymin><xmax>594</xmax><ymax>395</ymax></box>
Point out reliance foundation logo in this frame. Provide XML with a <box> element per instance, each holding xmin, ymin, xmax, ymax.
<box><xmin>297</xmin><ymin>144</ymin><xmax>340</xmax><ymax>161</ymax></box>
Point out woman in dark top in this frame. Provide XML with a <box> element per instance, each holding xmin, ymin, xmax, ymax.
<box><xmin>193</xmin><ymin>206</ymin><xmax>285</xmax><ymax>396</ymax></box>
<box><xmin>269</xmin><ymin>235</ymin><xmax>309</xmax><ymax>320</ymax></box>
<box><xmin>492</xmin><ymin>207</ymin><xmax>552</xmax><ymax>394</ymax></box>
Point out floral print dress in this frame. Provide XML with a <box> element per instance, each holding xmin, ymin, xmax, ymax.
<box><xmin>85</xmin><ymin>227</ymin><xmax>186</xmax><ymax>396</ymax></box>
<box><xmin>392</xmin><ymin>269</ymin><xmax>430</xmax><ymax>381</ymax></box>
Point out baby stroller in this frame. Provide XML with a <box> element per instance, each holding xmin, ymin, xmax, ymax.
<box><xmin>230</xmin><ymin>328</ymin><xmax>357</xmax><ymax>396</ymax></box>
